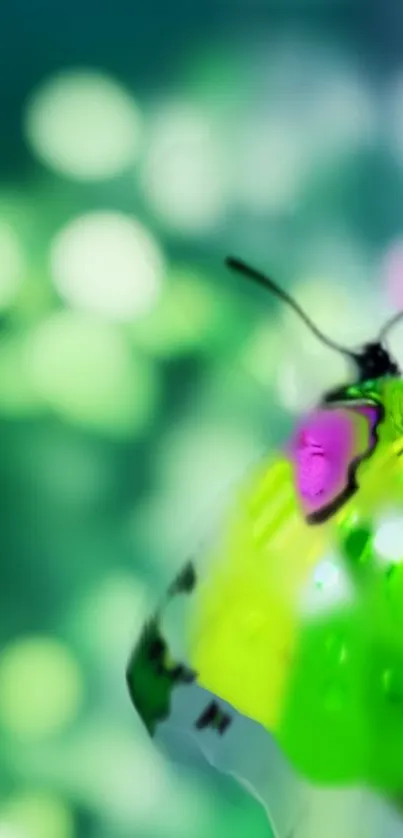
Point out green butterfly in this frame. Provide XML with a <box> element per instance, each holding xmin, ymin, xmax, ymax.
<box><xmin>127</xmin><ymin>257</ymin><xmax>403</xmax><ymax>837</ymax></box>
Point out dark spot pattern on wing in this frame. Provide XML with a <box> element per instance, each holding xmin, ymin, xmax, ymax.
<box><xmin>168</xmin><ymin>561</ymin><xmax>197</xmax><ymax>596</ymax></box>
<box><xmin>126</xmin><ymin>618</ymin><xmax>196</xmax><ymax>736</ymax></box>
<box><xmin>195</xmin><ymin>700</ymin><xmax>232</xmax><ymax>735</ymax></box>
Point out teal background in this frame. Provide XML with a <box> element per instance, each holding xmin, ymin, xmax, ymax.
<box><xmin>2</xmin><ymin>2</ymin><xmax>403</xmax><ymax>836</ymax></box>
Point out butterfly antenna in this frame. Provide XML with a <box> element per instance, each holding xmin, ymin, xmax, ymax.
<box><xmin>378</xmin><ymin>310</ymin><xmax>403</xmax><ymax>343</ymax></box>
<box><xmin>226</xmin><ymin>256</ymin><xmax>357</xmax><ymax>361</ymax></box>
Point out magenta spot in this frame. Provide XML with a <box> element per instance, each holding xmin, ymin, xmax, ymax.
<box><xmin>287</xmin><ymin>408</ymin><xmax>363</xmax><ymax>517</ymax></box>
<box><xmin>297</xmin><ymin>445</ymin><xmax>328</xmax><ymax>499</ymax></box>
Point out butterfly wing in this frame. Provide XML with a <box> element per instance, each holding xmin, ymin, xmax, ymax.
<box><xmin>187</xmin><ymin>398</ymin><xmax>384</xmax><ymax>729</ymax></box>
<box><xmin>127</xmin><ymin>449</ymin><xmax>326</xmax><ymax>836</ymax></box>
<box><xmin>186</xmin><ymin>453</ymin><xmax>327</xmax><ymax>731</ymax></box>
<box><xmin>127</xmin><ymin>390</ymin><xmax>403</xmax><ymax>829</ymax></box>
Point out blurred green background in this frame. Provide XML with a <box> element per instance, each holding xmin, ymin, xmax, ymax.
<box><xmin>3</xmin><ymin>1</ymin><xmax>403</xmax><ymax>837</ymax></box>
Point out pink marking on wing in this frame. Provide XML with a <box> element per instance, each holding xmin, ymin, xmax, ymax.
<box><xmin>297</xmin><ymin>443</ymin><xmax>328</xmax><ymax>499</ymax></box>
<box><xmin>287</xmin><ymin>409</ymin><xmax>358</xmax><ymax>517</ymax></box>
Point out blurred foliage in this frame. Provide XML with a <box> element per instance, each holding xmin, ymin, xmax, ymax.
<box><xmin>2</xmin><ymin>2</ymin><xmax>403</xmax><ymax>837</ymax></box>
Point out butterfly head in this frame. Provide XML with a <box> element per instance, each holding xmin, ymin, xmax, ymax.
<box><xmin>225</xmin><ymin>256</ymin><xmax>402</xmax><ymax>391</ymax></box>
<box><xmin>352</xmin><ymin>342</ymin><xmax>400</xmax><ymax>382</ymax></box>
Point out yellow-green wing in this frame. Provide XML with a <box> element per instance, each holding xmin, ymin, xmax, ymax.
<box><xmin>187</xmin><ymin>452</ymin><xmax>327</xmax><ymax>730</ymax></box>
<box><xmin>126</xmin><ymin>450</ymin><xmax>322</xmax><ymax>836</ymax></box>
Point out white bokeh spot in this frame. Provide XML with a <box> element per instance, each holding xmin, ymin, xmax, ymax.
<box><xmin>142</xmin><ymin>101</ymin><xmax>228</xmax><ymax>234</ymax></box>
<box><xmin>301</xmin><ymin>555</ymin><xmax>355</xmax><ymax>618</ymax></box>
<box><xmin>50</xmin><ymin>212</ymin><xmax>165</xmax><ymax>321</ymax></box>
<box><xmin>25</xmin><ymin>69</ymin><xmax>143</xmax><ymax>181</ymax></box>
<box><xmin>374</xmin><ymin>515</ymin><xmax>403</xmax><ymax>565</ymax></box>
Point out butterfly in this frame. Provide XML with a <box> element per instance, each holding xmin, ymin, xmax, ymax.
<box><xmin>126</xmin><ymin>255</ymin><xmax>403</xmax><ymax>837</ymax></box>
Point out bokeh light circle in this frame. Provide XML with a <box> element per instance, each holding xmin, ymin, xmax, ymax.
<box><xmin>132</xmin><ymin>265</ymin><xmax>223</xmax><ymax>357</ymax></box>
<box><xmin>0</xmin><ymin>334</ymin><xmax>45</xmax><ymax>417</ymax></box>
<box><xmin>302</xmin><ymin>555</ymin><xmax>354</xmax><ymax>618</ymax></box>
<box><xmin>234</xmin><ymin>117</ymin><xmax>308</xmax><ymax>212</ymax></box>
<box><xmin>0</xmin><ymin>825</ymin><xmax>26</xmax><ymax>838</ymax></box>
<box><xmin>0</xmin><ymin>637</ymin><xmax>83</xmax><ymax>739</ymax></box>
<box><xmin>0</xmin><ymin>221</ymin><xmax>25</xmax><ymax>309</ymax></box>
<box><xmin>374</xmin><ymin>515</ymin><xmax>403</xmax><ymax>564</ymax></box>
<box><xmin>382</xmin><ymin>240</ymin><xmax>403</xmax><ymax>308</ymax></box>
<box><xmin>157</xmin><ymin>421</ymin><xmax>262</xmax><ymax>543</ymax></box>
<box><xmin>275</xmin><ymin>359</ymin><xmax>319</xmax><ymax>414</ymax></box>
<box><xmin>50</xmin><ymin>212</ymin><xmax>165</xmax><ymax>321</ymax></box>
<box><xmin>142</xmin><ymin>102</ymin><xmax>228</xmax><ymax>234</ymax></box>
<box><xmin>309</xmin><ymin>72</ymin><xmax>375</xmax><ymax>159</ymax></box>
<box><xmin>26</xmin><ymin>311</ymin><xmax>159</xmax><ymax>436</ymax></box>
<box><xmin>1</xmin><ymin>794</ymin><xmax>73</xmax><ymax>838</ymax></box>
<box><xmin>75</xmin><ymin>575</ymin><xmax>150</xmax><ymax>664</ymax></box>
<box><xmin>24</xmin><ymin>70</ymin><xmax>143</xmax><ymax>181</ymax></box>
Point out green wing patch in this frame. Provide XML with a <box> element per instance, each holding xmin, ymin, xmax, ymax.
<box><xmin>126</xmin><ymin>617</ymin><xmax>196</xmax><ymax>736</ymax></box>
